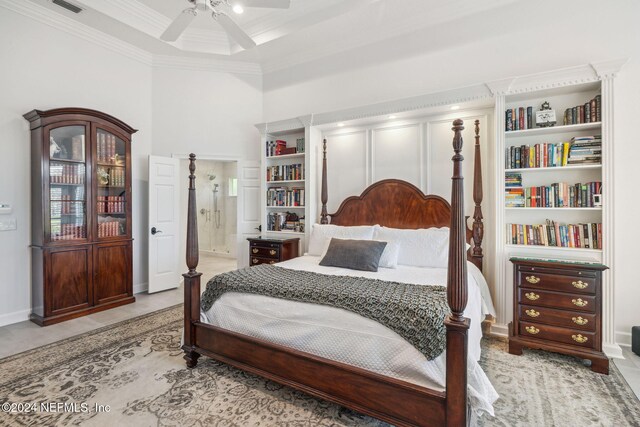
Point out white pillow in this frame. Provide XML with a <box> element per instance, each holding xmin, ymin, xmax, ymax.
<box><xmin>376</xmin><ymin>240</ymin><xmax>400</xmax><ymax>269</ymax></box>
<box><xmin>373</xmin><ymin>226</ymin><xmax>452</xmax><ymax>268</ymax></box>
<box><xmin>307</xmin><ymin>224</ymin><xmax>376</xmax><ymax>256</ymax></box>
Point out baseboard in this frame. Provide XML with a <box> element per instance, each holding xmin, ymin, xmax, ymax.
<box><xmin>133</xmin><ymin>282</ymin><xmax>148</xmax><ymax>294</ymax></box>
<box><xmin>603</xmin><ymin>343</ymin><xmax>624</xmax><ymax>359</ymax></box>
<box><xmin>0</xmin><ymin>309</ymin><xmax>30</xmax><ymax>327</ymax></box>
<box><xmin>489</xmin><ymin>322</ymin><xmax>509</xmax><ymax>338</ymax></box>
<box><xmin>616</xmin><ymin>330</ymin><xmax>632</xmax><ymax>347</ymax></box>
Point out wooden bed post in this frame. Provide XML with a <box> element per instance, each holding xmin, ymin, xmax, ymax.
<box><xmin>472</xmin><ymin>120</ymin><xmax>484</xmax><ymax>268</ymax></box>
<box><xmin>182</xmin><ymin>153</ymin><xmax>202</xmax><ymax>369</ymax></box>
<box><xmin>445</xmin><ymin>119</ymin><xmax>470</xmax><ymax>427</ymax></box>
<box><xmin>320</xmin><ymin>138</ymin><xmax>329</xmax><ymax>224</ymax></box>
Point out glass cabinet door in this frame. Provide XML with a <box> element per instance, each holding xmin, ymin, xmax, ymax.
<box><xmin>95</xmin><ymin>129</ymin><xmax>127</xmax><ymax>238</ymax></box>
<box><xmin>48</xmin><ymin>125</ymin><xmax>87</xmax><ymax>241</ymax></box>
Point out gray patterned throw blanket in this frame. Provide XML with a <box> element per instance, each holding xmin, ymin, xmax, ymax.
<box><xmin>201</xmin><ymin>264</ymin><xmax>451</xmax><ymax>360</ymax></box>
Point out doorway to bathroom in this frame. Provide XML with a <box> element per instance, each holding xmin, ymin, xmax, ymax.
<box><xmin>179</xmin><ymin>158</ymin><xmax>239</xmax><ymax>279</ymax></box>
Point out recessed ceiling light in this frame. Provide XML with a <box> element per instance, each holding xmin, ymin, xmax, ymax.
<box><xmin>450</xmin><ymin>105</ymin><xmax>460</xmax><ymax>110</ymax></box>
<box><xmin>232</xmin><ymin>4</ymin><xmax>244</xmax><ymax>14</ymax></box>
<box><xmin>337</xmin><ymin>123</ymin><xmax>345</xmax><ymax>127</ymax></box>
<box><xmin>388</xmin><ymin>115</ymin><xmax>397</xmax><ymax>119</ymax></box>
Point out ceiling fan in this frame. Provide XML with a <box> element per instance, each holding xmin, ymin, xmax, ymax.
<box><xmin>160</xmin><ymin>0</ymin><xmax>291</xmax><ymax>50</ymax></box>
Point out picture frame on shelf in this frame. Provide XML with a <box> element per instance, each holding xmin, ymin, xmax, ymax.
<box><xmin>535</xmin><ymin>101</ymin><xmax>556</xmax><ymax>127</ymax></box>
<box><xmin>593</xmin><ymin>194</ymin><xmax>602</xmax><ymax>207</ymax></box>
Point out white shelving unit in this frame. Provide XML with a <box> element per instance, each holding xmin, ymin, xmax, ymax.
<box><xmin>489</xmin><ymin>59</ymin><xmax>626</xmax><ymax>358</ymax></box>
<box><xmin>255</xmin><ymin>116</ymin><xmax>321</xmax><ymax>253</ymax></box>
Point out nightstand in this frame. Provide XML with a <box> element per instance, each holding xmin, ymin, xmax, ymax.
<box><xmin>247</xmin><ymin>237</ymin><xmax>300</xmax><ymax>266</ymax></box>
<box><xmin>508</xmin><ymin>257</ymin><xmax>609</xmax><ymax>374</ymax></box>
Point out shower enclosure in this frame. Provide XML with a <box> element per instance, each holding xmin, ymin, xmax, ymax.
<box><xmin>194</xmin><ymin>160</ymin><xmax>238</xmax><ymax>257</ymax></box>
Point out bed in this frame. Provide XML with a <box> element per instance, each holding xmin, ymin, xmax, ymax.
<box><xmin>182</xmin><ymin>119</ymin><xmax>495</xmax><ymax>426</ymax></box>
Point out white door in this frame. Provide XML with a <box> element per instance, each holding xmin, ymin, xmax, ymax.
<box><xmin>236</xmin><ymin>160</ymin><xmax>261</xmax><ymax>268</ymax></box>
<box><xmin>148</xmin><ymin>155</ymin><xmax>181</xmax><ymax>293</ymax></box>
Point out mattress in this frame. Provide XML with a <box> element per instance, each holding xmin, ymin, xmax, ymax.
<box><xmin>201</xmin><ymin>255</ymin><xmax>498</xmax><ymax>416</ymax></box>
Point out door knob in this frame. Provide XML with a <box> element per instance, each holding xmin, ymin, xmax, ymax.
<box><xmin>151</xmin><ymin>227</ymin><xmax>162</xmax><ymax>235</ymax></box>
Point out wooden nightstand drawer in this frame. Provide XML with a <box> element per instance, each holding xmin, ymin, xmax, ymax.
<box><xmin>250</xmin><ymin>246</ymin><xmax>280</xmax><ymax>259</ymax></box>
<box><xmin>251</xmin><ymin>257</ymin><xmax>277</xmax><ymax>266</ymax></box>
<box><xmin>519</xmin><ymin>321</ymin><xmax>596</xmax><ymax>350</ymax></box>
<box><xmin>516</xmin><ymin>268</ymin><xmax>596</xmax><ymax>295</ymax></box>
<box><xmin>518</xmin><ymin>288</ymin><xmax>596</xmax><ymax>313</ymax></box>
<box><xmin>519</xmin><ymin>305</ymin><xmax>596</xmax><ymax>332</ymax></box>
<box><xmin>247</xmin><ymin>237</ymin><xmax>299</xmax><ymax>267</ymax></box>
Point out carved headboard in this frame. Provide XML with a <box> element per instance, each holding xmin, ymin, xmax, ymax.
<box><xmin>320</xmin><ymin>121</ymin><xmax>484</xmax><ymax>271</ymax></box>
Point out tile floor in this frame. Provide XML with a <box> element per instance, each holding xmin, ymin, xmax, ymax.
<box><xmin>1</xmin><ymin>252</ymin><xmax>639</xmax><ymax>402</ymax></box>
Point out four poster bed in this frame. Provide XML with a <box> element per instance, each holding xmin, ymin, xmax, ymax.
<box><xmin>181</xmin><ymin>119</ymin><xmax>494</xmax><ymax>426</ymax></box>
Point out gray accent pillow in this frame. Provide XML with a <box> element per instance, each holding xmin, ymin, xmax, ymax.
<box><xmin>319</xmin><ymin>238</ymin><xmax>387</xmax><ymax>272</ymax></box>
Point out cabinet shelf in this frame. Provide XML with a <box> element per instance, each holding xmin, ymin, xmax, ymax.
<box><xmin>505</xmin><ymin>207</ymin><xmax>602</xmax><ymax>211</ymax></box>
<box><xmin>266</xmin><ymin>206</ymin><xmax>305</xmax><ymax>209</ymax></box>
<box><xmin>505</xmin><ymin>164</ymin><xmax>601</xmax><ymax>173</ymax></box>
<box><xmin>97</xmin><ymin>162</ymin><xmax>125</xmax><ymax>167</ymax></box>
<box><xmin>266</xmin><ymin>180</ymin><xmax>305</xmax><ymax>184</ymax></box>
<box><xmin>505</xmin><ymin>244</ymin><xmax>602</xmax><ymax>253</ymax></box>
<box><xmin>266</xmin><ymin>153</ymin><xmax>305</xmax><ymax>160</ymax></box>
<box><xmin>505</xmin><ymin>122</ymin><xmax>601</xmax><ymax>138</ymax></box>
<box><xmin>50</xmin><ymin>157</ymin><xmax>85</xmax><ymax>164</ymax></box>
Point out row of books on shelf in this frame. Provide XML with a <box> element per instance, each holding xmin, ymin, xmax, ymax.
<box><xmin>51</xmin><ymin>222</ymin><xmax>86</xmax><ymax>241</ymax></box>
<box><xmin>51</xmin><ymin>187</ymin><xmax>84</xmax><ymax>200</ymax></box>
<box><xmin>97</xmin><ymin>132</ymin><xmax>123</xmax><ymax>164</ymax></box>
<box><xmin>564</xmin><ymin>95</ymin><xmax>601</xmax><ymax>125</ymax></box>
<box><xmin>266</xmin><ymin>212</ymin><xmax>304</xmax><ymax>232</ymax></box>
<box><xmin>265</xmin><ymin>138</ymin><xmax>305</xmax><ymax>157</ymax></box>
<box><xmin>506</xmin><ymin>220</ymin><xmax>602</xmax><ymax>249</ymax></box>
<box><xmin>505</xmin><ymin>180</ymin><xmax>602</xmax><ymax>208</ymax></box>
<box><xmin>266</xmin><ymin>187</ymin><xmax>305</xmax><ymax>207</ymax></box>
<box><xmin>52</xmin><ymin>196</ymin><xmax>84</xmax><ymax>215</ymax></box>
<box><xmin>505</xmin><ymin>106</ymin><xmax>534</xmax><ymax>131</ymax></box>
<box><xmin>266</xmin><ymin>163</ymin><xmax>304</xmax><ymax>182</ymax></box>
<box><xmin>505</xmin><ymin>136</ymin><xmax>601</xmax><ymax>169</ymax></box>
<box><xmin>97</xmin><ymin>196</ymin><xmax>126</xmax><ymax>214</ymax></box>
<box><xmin>50</xmin><ymin>163</ymin><xmax>85</xmax><ymax>184</ymax></box>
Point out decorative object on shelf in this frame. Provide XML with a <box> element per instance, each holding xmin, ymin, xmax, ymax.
<box><xmin>509</xmin><ymin>258</ymin><xmax>609</xmax><ymax>374</ymax></box>
<box><xmin>593</xmin><ymin>194</ymin><xmax>602</xmax><ymax>207</ymax></box>
<box><xmin>97</xmin><ymin>167</ymin><xmax>109</xmax><ymax>185</ymax></box>
<box><xmin>24</xmin><ymin>107</ymin><xmax>136</xmax><ymax>326</ymax></box>
<box><xmin>535</xmin><ymin>101</ymin><xmax>556</xmax><ymax>127</ymax></box>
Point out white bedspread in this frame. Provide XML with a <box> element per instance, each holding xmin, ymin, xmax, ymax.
<box><xmin>201</xmin><ymin>255</ymin><xmax>498</xmax><ymax>416</ymax></box>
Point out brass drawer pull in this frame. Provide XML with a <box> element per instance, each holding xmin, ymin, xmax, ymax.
<box><xmin>269</xmin><ymin>249</ymin><xmax>277</xmax><ymax>256</ymax></box>
<box><xmin>525</xmin><ymin>275</ymin><xmax>540</xmax><ymax>284</ymax></box>
<box><xmin>572</xmin><ymin>298</ymin><xmax>588</xmax><ymax>307</ymax></box>
<box><xmin>252</xmin><ymin>258</ymin><xmax>259</xmax><ymax>264</ymax></box>
<box><xmin>572</xmin><ymin>334</ymin><xmax>588</xmax><ymax>344</ymax></box>
<box><xmin>525</xmin><ymin>292</ymin><xmax>540</xmax><ymax>301</ymax></box>
<box><xmin>572</xmin><ymin>280</ymin><xmax>588</xmax><ymax>289</ymax></box>
<box><xmin>252</xmin><ymin>248</ymin><xmax>259</xmax><ymax>254</ymax></box>
<box><xmin>572</xmin><ymin>316</ymin><xmax>589</xmax><ymax>326</ymax></box>
<box><xmin>525</xmin><ymin>326</ymin><xmax>540</xmax><ymax>335</ymax></box>
<box><xmin>525</xmin><ymin>309</ymin><xmax>540</xmax><ymax>318</ymax></box>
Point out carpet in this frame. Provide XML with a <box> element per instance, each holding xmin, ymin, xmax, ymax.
<box><xmin>0</xmin><ymin>305</ymin><xmax>638</xmax><ymax>427</ymax></box>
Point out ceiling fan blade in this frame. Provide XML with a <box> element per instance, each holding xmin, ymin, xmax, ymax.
<box><xmin>235</xmin><ymin>0</ymin><xmax>290</xmax><ymax>9</ymax></box>
<box><xmin>160</xmin><ymin>8</ymin><xmax>197</xmax><ymax>42</ymax></box>
<box><xmin>216</xmin><ymin>12</ymin><xmax>256</xmax><ymax>50</ymax></box>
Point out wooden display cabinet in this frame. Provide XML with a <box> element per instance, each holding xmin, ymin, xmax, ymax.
<box><xmin>24</xmin><ymin>108</ymin><xmax>136</xmax><ymax>326</ymax></box>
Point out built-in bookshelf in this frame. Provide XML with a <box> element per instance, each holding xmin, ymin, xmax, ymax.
<box><xmin>261</xmin><ymin>128</ymin><xmax>309</xmax><ymax>238</ymax></box>
<box><xmin>501</xmin><ymin>82</ymin><xmax>604</xmax><ymax>256</ymax></box>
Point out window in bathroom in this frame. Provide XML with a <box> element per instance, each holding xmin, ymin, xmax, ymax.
<box><xmin>228</xmin><ymin>178</ymin><xmax>238</xmax><ymax>197</ymax></box>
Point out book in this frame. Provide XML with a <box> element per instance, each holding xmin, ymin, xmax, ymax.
<box><xmin>506</xmin><ymin>219</ymin><xmax>602</xmax><ymax>249</ymax></box>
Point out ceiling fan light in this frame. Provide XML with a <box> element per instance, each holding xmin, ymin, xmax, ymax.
<box><xmin>232</xmin><ymin>4</ymin><xmax>244</xmax><ymax>14</ymax></box>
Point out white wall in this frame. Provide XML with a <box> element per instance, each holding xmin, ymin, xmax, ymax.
<box><xmin>0</xmin><ymin>8</ymin><xmax>263</xmax><ymax>325</ymax></box>
<box><xmin>264</xmin><ymin>0</ymin><xmax>640</xmax><ymax>346</ymax></box>
<box><xmin>0</xmin><ymin>9</ymin><xmax>152</xmax><ymax>325</ymax></box>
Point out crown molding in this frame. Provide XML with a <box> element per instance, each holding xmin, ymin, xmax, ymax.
<box><xmin>312</xmin><ymin>84</ymin><xmax>493</xmax><ymax>126</ymax></box>
<box><xmin>152</xmin><ymin>55</ymin><xmax>262</xmax><ymax>75</ymax></box>
<box><xmin>255</xmin><ymin>117</ymin><xmax>306</xmax><ymax>134</ymax></box>
<box><xmin>590</xmin><ymin>58</ymin><xmax>629</xmax><ymax>80</ymax></box>
<box><xmin>0</xmin><ymin>0</ymin><xmax>153</xmax><ymax>65</ymax></box>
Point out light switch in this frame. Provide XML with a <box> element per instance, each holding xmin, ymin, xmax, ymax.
<box><xmin>0</xmin><ymin>217</ymin><xmax>17</xmax><ymax>231</ymax></box>
<box><xmin>0</xmin><ymin>204</ymin><xmax>11</xmax><ymax>214</ymax></box>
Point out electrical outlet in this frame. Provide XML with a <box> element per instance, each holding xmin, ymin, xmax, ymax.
<box><xmin>0</xmin><ymin>217</ymin><xmax>17</xmax><ymax>231</ymax></box>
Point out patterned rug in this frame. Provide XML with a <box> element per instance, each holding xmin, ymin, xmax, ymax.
<box><xmin>0</xmin><ymin>305</ymin><xmax>638</xmax><ymax>427</ymax></box>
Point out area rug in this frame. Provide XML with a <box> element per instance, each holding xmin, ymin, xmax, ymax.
<box><xmin>0</xmin><ymin>305</ymin><xmax>638</xmax><ymax>427</ymax></box>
